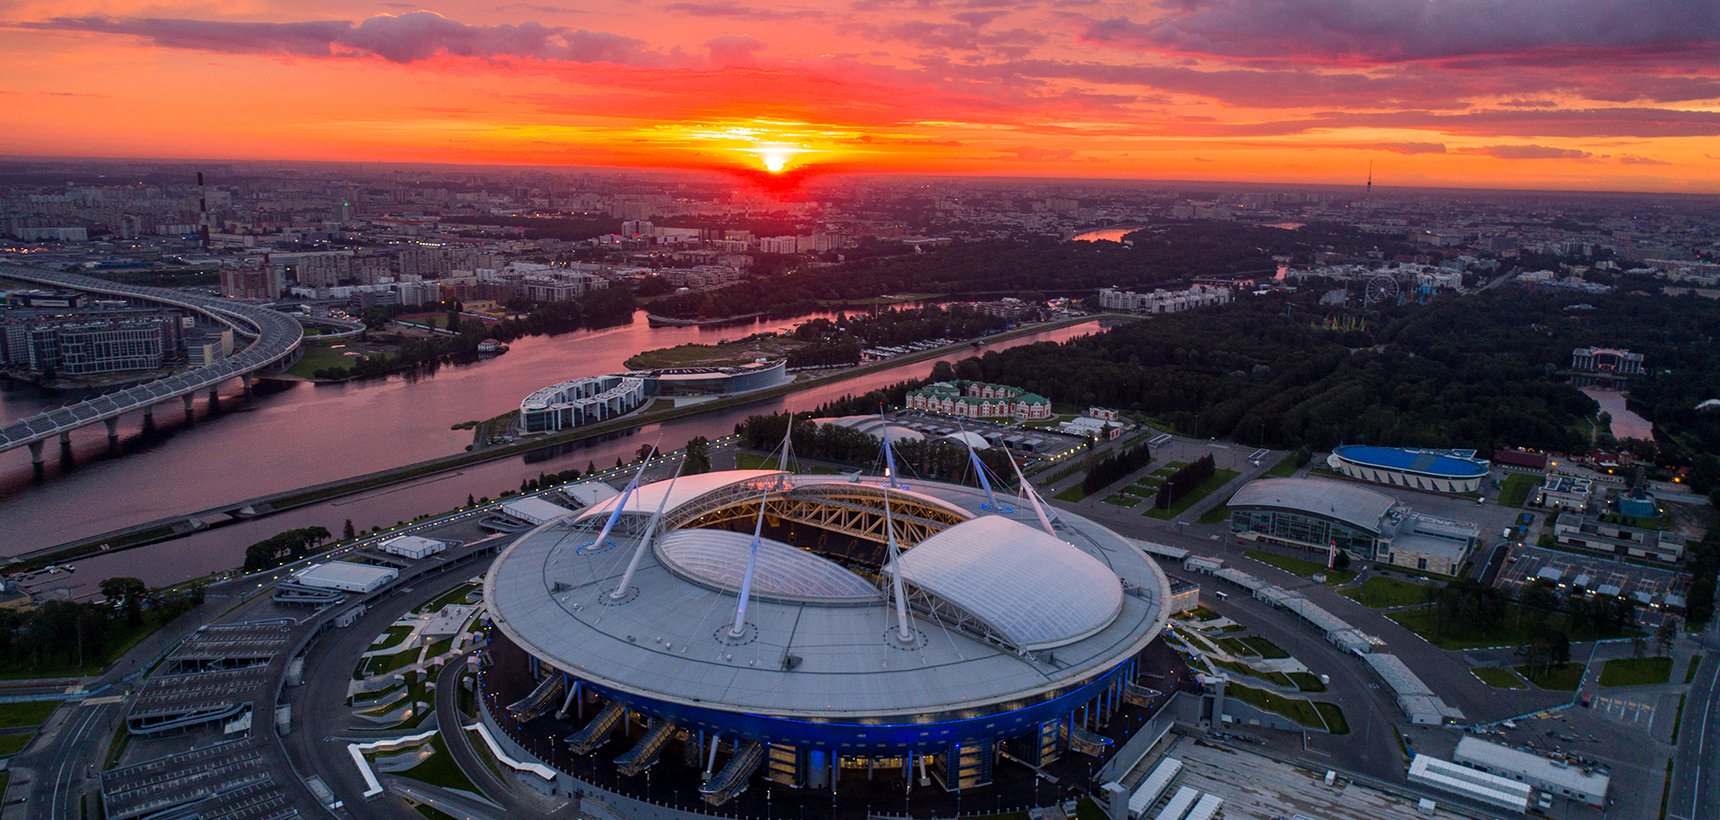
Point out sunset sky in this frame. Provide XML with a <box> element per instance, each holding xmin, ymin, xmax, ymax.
<box><xmin>4</xmin><ymin>1</ymin><xmax>1719</xmax><ymax>192</ymax></box>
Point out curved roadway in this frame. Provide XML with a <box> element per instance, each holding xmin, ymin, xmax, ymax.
<box><xmin>0</xmin><ymin>265</ymin><xmax>303</xmax><ymax>454</ymax></box>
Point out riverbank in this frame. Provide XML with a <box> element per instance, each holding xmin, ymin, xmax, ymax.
<box><xmin>10</xmin><ymin>313</ymin><xmax>1118</xmax><ymax>572</ymax></box>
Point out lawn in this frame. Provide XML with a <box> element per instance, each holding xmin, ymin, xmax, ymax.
<box><xmin>734</xmin><ymin>452</ymin><xmax>843</xmax><ymax>474</ymax></box>
<box><xmin>419</xmin><ymin>581</ymin><xmax>479</xmax><ymax>614</ymax></box>
<box><xmin>1142</xmin><ymin>468</ymin><xmax>1241</xmax><ymax>520</ymax></box>
<box><xmin>394</xmin><ymin>733</ymin><xmax>481</xmax><ymax>794</ymax></box>
<box><xmin>0</xmin><ymin>700</ymin><xmax>61</xmax><ymax>730</ymax></box>
<box><xmin>1472</xmin><ymin>667</ymin><xmax>1529</xmax><ymax>689</ymax></box>
<box><xmin>0</xmin><ymin>616</ymin><xmax>165</xmax><ymax>680</ymax></box>
<box><xmin>0</xmin><ymin>732</ymin><xmax>33</xmax><ymax>756</ymax></box>
<box><xmin>361</xmin><ymin>648</ymin><xmax>421</xmax><ymax>679</ymax></box>
<box><xmin>1342</xmin><ymin>576</ymin><xmax>1434</xmax><ymax>609</ymax></box>
<box><xmin>1265</xmin><ymin>455</ymin><xmax>1303</xmax><ymax>478</ymax></box>
<box><xmin>1390</xmin><ymin>606</ymin><xmax>1640</xmax><ymax>650</ymax></box>
<box><xmin>369</xmin><ymin>625</ymin><xmax>414</xmax><ymax>652</ymax></box>
<box><xmin>1197</xmin><ymin>504</ymin><xmax>1231</xmax><ymax>525</ymax></box>
<box><xmin>285</xmin><ymin>344</ymin><xmax>381</xmax><ymax>378</ymax></box>
<box><xmin>1102</xmin><ymin>493</ymin><xmax>1143</xmax><ymax>507</ymax></box>
<box><xmin>1243</xmin><ymin>550</ymin><xmax>1357</xmax><ymax>584</ymax></box>
<box><xmin>1687</xmin><ymin>653</ymin><xmax>1704</xmax><ymax>684</ymax></box>
<box><xmin>1186</xmin><ymin>606</ymin><xmax>1222</xmax><ymax>622</ymax></box>
<box><xmin>1239</xmin><ymin>636</ymin><xmax>1290</xmax><ymax>659</ymax></box>
<box><xmin>1287</xmin><ymin>672</ymin><xmax>1327</xmax><ymax>692</ymax></box>
<box><xmin>1052</xmin><ymin>484</ymin><xmax>1090</xmax><ymax>502</ymax></box>
<box><xmin>1514</xmin><ymin>662</ymin><xmax>1586</xmax><ymax>691</ymax></box>
<box><xmin>1226</xmin><ymin>683</ymin><xmax>1349</xmax><ymax>733</ymax></box>
<box><xmin>1598</xmin><ymin>656</ymin><xmax>1673</xmax><ymax>687</ymax></box>
<box><xmin>1498</xmin><ymin>472</ymin><xmax>1540</xmax><ymax>508</ymax></box>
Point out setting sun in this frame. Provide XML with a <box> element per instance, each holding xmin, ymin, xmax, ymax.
<box><xmin>761</xmin><ymin>149</ymin><xmax>789</xmax><ymax>173</ymax></box>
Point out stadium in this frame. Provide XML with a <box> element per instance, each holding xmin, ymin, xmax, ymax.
<box><xmin>1327</xmin><ymin>445</ymin><xmax>1490</xmax><ymax>494</ymax></box>
<box><xmin>477</xmin><ymin>464</ymin><xmax>1182</xmax><ymax>816</ymax></box>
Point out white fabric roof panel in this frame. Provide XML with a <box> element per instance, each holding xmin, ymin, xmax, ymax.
<box><xmin>576</xmin><ymin>470</ymin><xmax>783</xmax><ymax>522</ymax></box>
<box><xmin>655</xmin><ymin>529</ymin><xmax>882</xmax><ymax>604</ymax></box>
<box><xmin>501</xmin><ymin>496</ymin><xmax>576</xmax><ymax>525</ymax></box>
<box><xmin>892</xmin><ymin>516</ymin><xmax>1124</xmax><ymax>651</ymax></box>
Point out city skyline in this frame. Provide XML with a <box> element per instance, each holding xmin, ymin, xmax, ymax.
<box><xmin>5</xmin><ymin>1</ymin><xmax>1720</xmax><ymax>193</ymax></box>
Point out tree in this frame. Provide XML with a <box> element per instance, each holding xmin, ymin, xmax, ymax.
<box><xmin>466</xmin><ymin>494</ymin><xmax>476</xmax><ymax>507</ymax></box>
<box><xmin>99</xmin><ymin>577</ymin><xmax>147</xmax><ymax>626</ymax></box>
<box><xmin>929</xmin><ymin>360</ymin><xmax>957</xmax><ymax>383</ymax></box>
<box><xmin>343</xmin><ymin>519</ymin><xmax>356</xmax><ymax>540</ymax></box>
<box><xmin>683</xmin><ymin>436</ymin><xmax>712</xmax><ymax>475</ymax></box>
<box><xmin>1631</xmin><ymin>634</ymin><xmax>1648</xmax><ymax>659</ymax></box>
<box><xmin>1655</xmin><ymin>619</ymin><xmax>1678</xmax><ymax>656</ymax></box>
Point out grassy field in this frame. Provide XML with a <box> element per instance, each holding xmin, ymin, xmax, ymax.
<box><xmin>395</xmin><ymin>734</ymin><xmax>480</xmax><ymax>794</ymax></box>
<box><xmin>360</xmin><ymin>648</ymin><xmax>421</xmax><ymax>679</ymax></box>
<box><xmin>1226</xmin><ymin>683</ymin><xmax>1349</xmax><ymax>733</ymax></box>
<box><xmin>1472</xmin><ymin>666</ymin><xmax>1530</xmax><ymax>689</ymax></box>
<box><xmin>0</xmin><ymin>700</ymin><xmax>62</xmax><ymax>729</ymax></box>
<box><xmin>1265</xmin><ymin>455</ymin><xmax>1304</xmax><ymax>478</ymax></box>
<box><xmin>1598</xmin><ymin>656</ymin><xmax>1673</xmax><ymax>687</ymax></box>
<box><xmin>1244</xmin><ymin>550</ymin><xmax>1357</xmax><ymax>584</ymax></box>
<box><xmin>419</xmin><ymin>581</ymin><xmax>479</xmax><ymax>613</ymax></box>
<box><xmin>1342</xmin><ymin>576</ymin><xmax>1434</xmax><ymax>609</ymax></box>
<box><xmin>1498</xmin><ymin>472</ymin><xmax>1540</xmax><ymax>507</ymax></box>
<box><xmin>626</xmin><ymin>337</ymin><xmax>802</xmax><ymax>369</ymax></box>
<box><xmin>1197</xmin><ymin>504</ymin><xmax>1230</xmax><ymax>525</ymax></box>
<box><xmin>1391</xmin><ymin>606</ymin><xmax>1639</xmax><ymax>650</ymax></box>
<box><xmin>285</xmin><ymin>344</ymin><xmax>377</xmax><ymax>377</ymax></box>
<box><xmin>1288</xmin><ymin>672</ymin><xmax>1327</xmax><ymax>692</ymax></box>
<box><xmin>1240</xmin><ymin>636</ymin><xmax>1290</xmax><ymax>659</ymax></box>
<box><xmin>0</xmin><ymin>733</ymin><xmax>33</xmax><ymax>757</ymax></box>
<box><xmin>1515</xmin><ymin>662</ymin><xmax>1586</xmax><ymax>691</ymax></box>
<box><xmin>1142</xmin><ymin>468</ymin><xmax>1240</xmax><ymax>520</ymax></box>
<box><xmin>1688</xmin><ymin>653</ymin><xmax>1704</xmax><ymax>684</ymax></box>
<box><xmin>734</xmin><ymin>452</ymin><xmax>844</xmax><ymax>474</ymax></box>
<box><xmin>1102</xmin><ymin>493</ymin><xmax>1144</xmax><ymax>507</ymax></box>
<box><xmin>369</xmin><ymin>625</ymin><xmax>414</xmax><ymax>652</ymax></box>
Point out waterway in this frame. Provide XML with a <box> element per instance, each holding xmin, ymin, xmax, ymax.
<box><xmin>1069</xmin><ymin>226</ymin><xmax>1147</xmax><ymax>243</ymax></box>
<box><xmin>1</xmin><ymin>311</ymin><xmax>1099</xmax><ymax>593</ymax></box>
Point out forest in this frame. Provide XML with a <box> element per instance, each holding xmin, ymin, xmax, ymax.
<box><xmin>648</xmin><ymin>220</ymin><xmax>1407</xmax><ymax>319</ymax></box>
<box><xmin>956</xmin><ymin>286</ymin><xmax>1720</xmax><ymax>492</ymax></box>
<box><xmin>0</xmin><ymin>580</ymin><xmax>204</xmax><ymax>675</ymax></box>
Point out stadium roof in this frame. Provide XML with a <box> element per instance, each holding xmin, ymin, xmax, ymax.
<box><xmin>485</xmin><ymin>473</ymin><xmax>1170</xmax><ymax>720</ymax></box>
<box><xmin>1228</xmin><ymin>478</ymin><xmax>1396</xmax><ymax>534</ymax></box>
<box><xmin>892</xmin><ymin>516</ymin><xmax>1124</xmax><ymax>651</ymax></box>
<box><xmin>1332</xmin><ymin>445</ymin><xmax>1489</xmax><ymax>479</ymax></box>
<box><xmin>655</xmin><ymin>529</ymin><xmax>882</xmax><ymax>604</ymax></box>
<box><xmin>576</xmin><ymin>469</ymin><xmax>783</xmax><ymax>522</ymax></box>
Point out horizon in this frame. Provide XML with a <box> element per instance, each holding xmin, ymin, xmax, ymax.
<box><xmin>4</xmin><ymin>1</ymin><xmax>1719</xmax><ymax>194</ymax></box>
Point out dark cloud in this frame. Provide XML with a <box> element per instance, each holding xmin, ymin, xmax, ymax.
<box><xmin>662</xmin><ymin>2</ymin><xmax>825</xmax><ymax>20</ymax></box>
<box><xmin>1457</xmin><ymin>144</ymin><xmax>1595</xmax><ymax>160</ymax></box>
<box><xmin>1081</xmin><ymin>0</ymin><xmax>1720</xmax><ymax>65</ymax></box>
<box><xmin>24</xmin><ymin>11</ymin><xmax>649</xmax><ymax>64</ymax></box>
<box><xmin>1617</xmin><ymin>154</ymin><xmax>1670</xmax><ymax>165</ymax></box>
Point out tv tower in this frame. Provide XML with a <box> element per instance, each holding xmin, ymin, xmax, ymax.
<box><xmin>1366</xmin><ymin>161</ymin><xmax>1373</xmax><ymax>195</ymax></box>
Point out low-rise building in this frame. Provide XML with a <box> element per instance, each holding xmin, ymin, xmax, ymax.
<box><xmin>290</xmin><ymin>561</ymin><xmax>397</xmax><ymax>594</ymax></box>
<box><xmin>378</xmin><ymin>535</ymin><xmax>446</xmax><ymax>560</ymax></box>
<box><xmin>1534</xmin><ymin>474</ymin><xmax>1592</xmax><ymax>510</ymax></box>
<box><xmin>1098</xmin><ymin>284</ymin><xmax>1232</xmax><ymax>314</ymax></box>
<box><xmin>1552</xmin><ymin>512</ymin><xmax>1685</xmax><ymax>563</ymax></box>
<box><xmin>905</xmin><ymin>380</ymin><xmax>1052</xmax><ymax>421</ymax></box>
<box><xmin>1453</xmin><ymin>736</ymin><xmax>1609</xmax><ymax>808</ymax></box>
<box><xmin>1228</xmin><ymin>478</ymin><xmax>1479</xmax><ymax>574</ymax></box>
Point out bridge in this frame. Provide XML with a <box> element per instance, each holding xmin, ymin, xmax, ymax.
<box><xmin>0</xmin><ymin>265</ymin><xmax>304</xmax><ymax>464</ymax></box>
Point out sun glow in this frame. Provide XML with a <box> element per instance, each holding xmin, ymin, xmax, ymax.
<box><xmin>761</xmin><ymin>148</ymin><xmax>790</xmax><ymax>173</ymax></box>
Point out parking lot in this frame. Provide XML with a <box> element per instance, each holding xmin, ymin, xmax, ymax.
<box><xmin>1497</xmin><ymin>544</ymin><xmax>1686</xmax><ymax>612</ymax></box>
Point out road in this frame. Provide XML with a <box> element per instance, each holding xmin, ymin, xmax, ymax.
<box><xmin>1668</xmin><ymin>632</ymin><xmax>1719</xmax><ymax>820</ymax></box>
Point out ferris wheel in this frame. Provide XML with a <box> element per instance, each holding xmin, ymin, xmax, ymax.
<box><xmin>1363</xmin><ymin>274</ymin><xmax>1400</xmax><ymax>307</ymax></box>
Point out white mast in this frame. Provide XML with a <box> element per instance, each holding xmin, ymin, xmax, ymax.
<box><xmin>584</xmin><ymin>438</ymin><xmax>659</xmax><ymax>552</ymax></box>
<box><xmin>1007</xmin><ymin>447</ymin><xmax>1057</xmax><ymax>536</ymax></box>
<box><xmin>880</xmin><ymin>409</ymin><xmax>902</xmax><ymax>489</ymax></box>
<box><xmin>729</xmin><ymin>491</ymin><xmax>770</xmax><ymax>638</ymax></box>
<box><xmin>958</xmin><ymin>420</ymin><xmax>1008</xmax><ymax>512</ymax></box>
<box><xmin>775</xmin><ymin>414</ymin><xmax>795</xmax><ymax>490</ymax></box>
<box><xmin>611</xmin><ymin>458</ymin><xmax>684</xmax><ymax>599</ymax></box>
<box><xmin>882</xmin><ymin>488</ymin><xmax>914</xmax><ymax>644</ymax></box>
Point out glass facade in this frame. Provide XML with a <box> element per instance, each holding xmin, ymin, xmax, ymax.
<box><xmin>1230</xmin><ymin>507</ymin><xmax>1383</xmax><ymax>560</ymax></box>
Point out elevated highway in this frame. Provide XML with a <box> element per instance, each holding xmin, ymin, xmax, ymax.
<box><xmin>0</xmin><ymin>265</ymin><xmax>303</xmax><ymax>463</ymax></box>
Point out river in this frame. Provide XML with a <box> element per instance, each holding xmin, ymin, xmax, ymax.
<box><xmin>1</xmin><ymin>311</ymin><xmax>1099</xmax><ymax>593</ymax></box>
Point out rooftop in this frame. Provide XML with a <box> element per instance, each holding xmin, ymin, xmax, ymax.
<box><xmin>1332</xmin><ymin>445</ymin><xmax>1490</xmax><ymax>479</ymax></box>
<box><xmin>1228</xmin><ymin>477</ymin><xmax>1398</xmax><ymax>534</ymax></box>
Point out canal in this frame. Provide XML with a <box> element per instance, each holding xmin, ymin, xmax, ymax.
<box><xmin>1</xmin><ymin>311</ymin><xmax>1099</xmax><ymax>592</ymax></box>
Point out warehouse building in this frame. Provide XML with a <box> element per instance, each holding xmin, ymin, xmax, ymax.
<box><xmin>1228</xmin><ymin>478</ymin><xmax>1480</xmax><ymax>574</ymax></box>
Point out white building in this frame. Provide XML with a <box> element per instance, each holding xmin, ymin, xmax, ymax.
<box><xmin>1408</xmin><ymin>754</ymin><xmax>1532</xmax><ymax>812</ymax></box>
<box><xmin>292</xmin><ymin>561</ymin><xmax>398</xmax><ymax>594</ymax></box>
<box><xmin>500</xmin><ymin>496</ymin><xmax>576</xmax><ymax>526</ymax></box>
<box><xmin>1098</xmin><ymin>285</ymin><xmax>1232</xmax><ymax>314</ymax></box>
<box><xmin>1453</xmin><ymin>736</ymin><xmax>1609</xmax><ymax>807</ymax></box>
<box><xmin>378</xmin><ymin>535</ymin><xmax>446</xmax><ymax>560</ymax></box>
